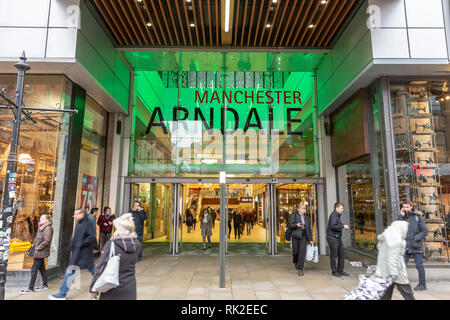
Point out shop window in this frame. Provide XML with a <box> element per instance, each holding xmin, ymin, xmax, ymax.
<box><xmin>337</xmin><ymin>156</ymin><xmax>378</xmax><ymax>254</ymax></box>
<box><xmin>391</xmin><ymin>79</ymin><xmax>450</xmax><ymax>262</ymax></box>
<box><xmin>0</xmin><ymin>74</ymin><xmax>72</xmax><ymax>270</ymax></box>
<box><xmin>75</xmin><ymin>96</ymin><xmax>107</xmax><ymax>230</ymax></box>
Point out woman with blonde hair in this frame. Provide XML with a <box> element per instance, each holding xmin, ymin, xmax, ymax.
<box><xmin>89</xmin><ymin>213</ymin><xmax>142</xmax><ymax>300</ymax></box>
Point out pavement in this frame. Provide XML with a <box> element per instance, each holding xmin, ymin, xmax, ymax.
<box><xmin>5</xmin><ymin>243</ymin><xmax>450</xmax><ymax>300</ymax></box>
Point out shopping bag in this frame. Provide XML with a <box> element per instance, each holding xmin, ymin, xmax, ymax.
<box><xmin>311</xmin><ymin>245</ymin><xmax>319</xmax><ymax>263</ymax></box>
<box><xmin>344</xmin><ymin>274</ymin><xmax>393</xmax><ymax>300</ymax></box>
<box><xmin>305</xmin><ymin>244</ymin><xmax>314</xmax><ymax>261</ymax></box>
<box><xmin>93</xmin><ymin>241</ymin><xmax>120</xmax><ymax>293</ymax></box>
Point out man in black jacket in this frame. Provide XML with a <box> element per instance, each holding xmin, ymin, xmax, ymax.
<box><xmin>398</xmin><ymin>201</ymin><xmax>428</xmax><ymax>291</ymax></box>
<box><xmin>48</xmin><ymin>208</ymin><xmax>96</xmax><ymax>300</ymax></box>
<box><xmin>326</xmin><ymin>202</ymin><xmax>350</xmax><ymax>277</ymax></box>
<box><xmin>131</xmin><ymin>201</ymin><xmax>147</xmax><ymax>261</ymax></box>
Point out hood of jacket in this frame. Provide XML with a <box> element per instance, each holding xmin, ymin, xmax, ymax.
<box><xmin>113</xmin><ymin>237</ymin><xmax>138</xmax><ymax>253</ymax></box>
<box><xmin>378</xmin><ymin>221</ymin><xmax>408</xmax><ymax>247</ymax></box>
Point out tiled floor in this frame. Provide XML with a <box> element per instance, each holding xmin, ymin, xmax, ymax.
<box><xmin>5</xmin><ymin>243</ymin><xmax>450</xmax><ymax>300</ymax></box>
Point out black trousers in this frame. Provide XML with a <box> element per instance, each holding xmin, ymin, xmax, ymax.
<box><xmin>380</xmin><ymin>283</ymin><xmax>415</xmax><ymax>300</ymax></box>
<box><xmin>99</xmin><ymin>232</ymin><xmax>111</xmax><ymax>252</ymax></box>
<box><xmin>234</xmin><ymin>224</ymin><xmax>241</xmax><ymax>238</ymax></box>
<box><xmin>292</xmin><ymin>234</ymin><xmax>307</xmax><ymax>270</ymax></box>
<box><xmin>327</xmin><ymin>236</ymin><xmax>345</xmax><ymax>273</ymax></box>
<box><xmin>29</xmin><ymin>258</ymin><xmax>47</xmax><ymax>290</ymax></box>
<box><xmin>228</xmin><ymin>223</ymin><xmax>232</xmax><ymax>237</ymax></box>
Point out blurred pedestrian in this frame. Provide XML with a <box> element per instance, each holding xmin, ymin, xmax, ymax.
<box><xmin>200</xmin><ymin>208</ymin><xmax>213</xmax><ymax>250</ymax></box>
<box><xmin>377</xmin><ymin>221</ymin><xmax>415</xmax><ymax>300</ymax></box>
<box><xmin>48</xmin><ymin>208</ymin><xmax>96</xmax><ymax>300</ymax></box>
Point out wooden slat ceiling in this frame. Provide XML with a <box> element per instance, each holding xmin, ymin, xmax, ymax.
<box><xmin>92</xmin><ymin>0</ymin><xmax>359</xmax><ymax>48</ymax></box>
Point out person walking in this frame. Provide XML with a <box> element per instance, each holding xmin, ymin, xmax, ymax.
<box><xmin>375</xmin><ymin>221</ymin><xmax>415</xmax><ymax>300</ymax></box>
<box><xmin>233</xmin><ymin>210</ymin><xmax>242</xmax><ymax>239</ymax></box>
<box><xmin>326</xmin><ymin>202</ymin><xmax>350</xmax><ymax>278</ymax></box>
<box><xmin>228</xmin><ymin>210</ymin><xmax>233</xmax><ymax>239</ymax></box>
<box><xmin>210</xmin><ymin>208</ymin><xmax>217</xmax><ymax>229</ymax></box>
<box><xmin>186</xmin><ymin>209</ymin><xmax>194</xmax><ymax>233</ymax></box>
<box><xmin>397</xmin><ymin>201</ymin><xmax>428</xmax><ymax>291</ymax></box>
<box><xmin>251</xmin><ymin>210</ymin><xmax>256</xmax><ymax>230</ymax></box>
<box><xmin>200</xmin><ymin>208</ymin><xmax>213</xmax><ymax>250</ymax></box>
<box><xmin>97</xmin><ymin>206</ymin><xmax>115</xmax><ymax>253</ymax></box>
<box><xmin>89</xmin><ymin>208</ymin><xmax>99</xmax><ymax>253</ymax></box>
<box><xmin>131</xmin><ymin>201</ymin><xmax>147</xmax><ymax>261</ymax></box>
<box><xmin>244</xmin><ymin>211</ymin><xmax>252</xmax><ymax>235</ymax></box>
<box><xmin>89</xmin><ymin>213</ymin><xmax>142</xmax><ymax>300</ymax></box>
<box><xmin>48</xmin><ymin>208</ymin><xmax>96</xmax><ymax>300</ymax></box>
<box><xmin>289</xmin><ymin>203</ymin><xmax>313</xmax><ymax>276</ymax></box>
<box><xmin>20</xmin><ymin>214</ymin><xmax>53</xmax><ymax>294</ymax></box>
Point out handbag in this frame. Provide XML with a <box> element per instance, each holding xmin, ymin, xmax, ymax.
<box><xmin>92</xmin><ymin>241</ymin><xmax>120</xmax><ymax>293</ymax></box>
<box><xmin>27</xmin><ymin>244</ymin><xmax>35</xmax><ymax>257</ymax></box>
<box><xmin>284</xmin><ymin>227</ymin><xmax>292</xmax><ymax>241</ymax></box>
<box><xmin>311</xmin><ymin>244</ymin><xmax>319</xmax><ymax>263</ymax></box>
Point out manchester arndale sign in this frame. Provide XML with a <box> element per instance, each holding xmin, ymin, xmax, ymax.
<box><xmin>145</xmin><ymin>90</ymin><xmax>304</xmax><ymax>136</ymax></box>
<box><xmin>142</xmin><ymin>89</ymin><xmax>304</xmax><ymax>174</ymax></box>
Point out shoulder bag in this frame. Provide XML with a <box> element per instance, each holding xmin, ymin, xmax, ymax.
<box><xmin>92</xmin><ymin>241</ymin><xmax>120</xmax><ymax>293</ymax></box>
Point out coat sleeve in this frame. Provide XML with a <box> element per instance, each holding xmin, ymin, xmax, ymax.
<box><xmin>97</xmin><ymin>215</ymin><xmax>102</xmax><ymax>226</ymax></box>
<box><xmin>140</xmin><ymin>210</ymin><xmax>147</xmax><ymax>222</ymax></box>
<box><xmin>306</xmin><ymin>217</ymin><xmax>313</xmax><ymax>242</ymax></box>
<box><xmin>35</xmin><ymin>227</ymin><xmax>53</xmax><ymax>251</ymax></box>
<box><xmin>397</xmin><ymin>213</ymin><xmax>407</xmax><ymax>221</ymax></box>
<box><xmin>329</xmin><ymin>213</ymin><xmax>344</xmax><ymax>232</ymax></box>
<box><xmin>386</xmin><ymin>243</ymin><xmax>402</xmax><ymax>278</ymax></box>
<box><xmin>82</xmin><ymin>222</ymin><xmax>97</xmax><ymax>247</ymax></box>
<box><xmin>89</xmin><ymin>240</ymin><xmax>111</xmax><ymax>293</ymax></box>
<box><xmin>415</xmin><ymin>216</ymin><xmax>428</xmax><ymax>241</ymax></box>
<box><xmin>288</xmin><ymin>214</ymin><xmax>298</xmax><ymax>230</ymax></box>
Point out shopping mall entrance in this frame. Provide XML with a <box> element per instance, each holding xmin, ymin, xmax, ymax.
<box><xmin>127</xmin><ymin>177</ymin><xmax>322</xmax><ymax>255</ymax></box>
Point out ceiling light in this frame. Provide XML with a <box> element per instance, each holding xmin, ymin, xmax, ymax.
<box><xmin>224</xmin><ymin>0</ymin><xmax>231</xmax><ymax>32</ymax></box>
<box><xmin>266</xmin><ymin>24</ymin><xmax>271</xmax><ymax>28</ymax></box>
<box><xmin>187</xmin><ymin>0</ymin><xmax>191</xmax><ymax>2</ymax></box>
<box><xmin>147</xmin><ymin>22</ymin><xmax>152</xmax><ymax>27</ymax></box>
<box><xmin>308</xmin><ymin>24</ymin><xmax>314</xmax><ymax>28</ymax></box>
<box><xmin>272</xmin><ymin>0</ymin><xmax>277</xmax><ymax>3</ymax></box>
<box><xmin>137</xmin><ymin>0</ymin><xmax>142</xmax><ymax>2</ymax></box>
<box><xmin>446</xmin><ymin>95</ymin><xmax>450</xmax><ymax>100</ymax></box>
<box><xmin>190</xmin><ymin>23</ymin><xmax>195</xmax><ymax>27</ymax></box>
<box><xmin>321</xmin><ymin>0</ymin><xmax>327</xmax><ymax>4</ymax></box>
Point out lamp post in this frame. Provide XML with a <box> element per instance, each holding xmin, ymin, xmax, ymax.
<box><xmin>0</xmin><ymin>52</ymin><xmax>77</xmax><ymax>299</ymax></box>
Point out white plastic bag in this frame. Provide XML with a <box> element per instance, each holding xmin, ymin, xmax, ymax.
<box><xmin>93</xmin><ymin>241</ymin><xmax>120</xmax><ymax>293</ymax></box>
<box><xmin>311</xmin><ymin>245</ymin><xmax>319</xmax><ymax>263</ymax></box>
<box><xmin>306</xmin><ymin>244</ymin><xmax>314</xmax><ymax>261</ymax></box>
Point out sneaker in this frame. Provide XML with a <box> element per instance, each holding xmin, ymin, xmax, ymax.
<box><xmin>339</xmin><ymin>271</ymin><xmax>351</xmax><ymax>276</ymax></box>
<box><xmin>35</xmin><ymin>285</ymin><xmax>48</xmax><ymax>292</ymax></box>
<box><xmin>414</xmin><ymin>284</ymin><xmax>427</xmax><ymax>291</ymax></box>
<box><xmin>332</xmin><ymin>272</ymin><xmax>342</xmax><ymax>278</ymax></box>
<box><xmin>48</xmin><ymin>293</ymin><xmax>66</xmax><ymax>300</ymax></box>
<box><xmin>19</xmin><ymin>289</ymin><xmax>34</xmax><ymax>295</ymax></box>
<box><xmin>298</xmin><ymin>270</ymin><xmax>304</xmax><ymax>276</ymax></box>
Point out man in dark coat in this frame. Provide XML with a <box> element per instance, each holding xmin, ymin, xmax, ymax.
<box><xmin>48</xmin><ymin>208</ymin><xmax>96</xmax><ymax>300</ymax></box>
<box><xmin>398</xmin><ymin>201</ymin><xmax>428</xmax><ymax>291</ymax></box>
<box><xmin>289</xmin><ymin>203</ymin><xmax>313</xmax><ymax>276</ymax></box>
<box><xmin>326</xmin><ymin>202</ymin><xmax>350</xmax><ymax>278</ymax></box>
<box><xmin>233</xmin><ymin>210</ymin><xmax>242</xmax><ymax>239</ymax></box>
<box><xmin>131</xmin><ymin>201</ymin><xmax>147</xmax><ymax>261</ymax></box>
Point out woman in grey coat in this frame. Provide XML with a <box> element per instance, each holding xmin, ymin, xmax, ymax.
<box><xmin>89</xmin><ymin>213</ymin><xmax>142</xmax><ymax>300</ymax></box>
<box><xmin>200</xmin><ymin>208</ymin><xmax>213</xmax><ymax>250</ymax></box>
<box><xmin>20</xmin><ymin>214</ymin><xmax>53</xmax><ymax>294</ymax></box>
<box><xmin>376</xmin><ymin>221</ymin><xmax>415</xmax><ymax>300</ymax></box>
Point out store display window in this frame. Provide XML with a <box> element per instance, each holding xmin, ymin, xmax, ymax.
<box><xmin>75</xmin><ymin>96</ymin><xmax>108</xmax><ymax>236</ymax></box>
<box><xmin>0</xmin><ymin>75</ymin><xmax>72</xmax><ymax>270</ymax></box>
<box><xmin>390</xmin><ymin>79</ymin><xmax>450</xmax><ymax>262</ymax></box>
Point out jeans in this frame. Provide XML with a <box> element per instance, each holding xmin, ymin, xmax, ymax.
<box><xmin>327</xmin><ymin>236</ymin><xmax>345</xmax><ymax>273</ymax></box>
<box><xmin>202</xmin><ymin>234</ymin><xmax>211</xmax><ymax>248</ymax></box>
<box><xmin>404</xmin><ymin>251</ymin><xmax>426</xmax><ymax>285</ymax></box>
<box><xmin>29</xmin><ymin>258</ymin><xmax>47</xmax><ymax>290</ymax></box>
<box><xmin>57</xmin><ymin>265</ymin><xmax>95</xmax><ymax>297</ymax></box>
<box><xmin>380</xmin><ymin>283</ymin><xmax>415</xmax><ymax>300</ymax></box>
<box><xmin>246</xmin><ymin>222</ymin><xmax>252</xmax><ymax>235</ymax></box>
<box><xmin>99</xmin><ymin>232</ymin><xmax>111</xmax><ymax>252</ymax></box>
<box><xmin>137</xmin><ymin>234</ymin><xmax>143</xmax><ymax>259</ymax></box>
